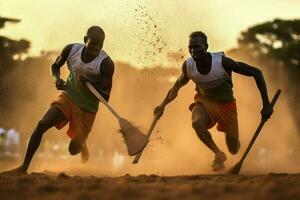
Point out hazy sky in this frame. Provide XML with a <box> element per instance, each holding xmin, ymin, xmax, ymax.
<box><xmin>1</xmin><ymin>0</ymin><xmax>300</xmax><ymax>67</ymax></box>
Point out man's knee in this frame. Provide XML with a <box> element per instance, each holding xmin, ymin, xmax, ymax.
<box><xmin>192</xmin><ymin>119</ymin><xmax>213</xmax><ymax>141</ymax></box>
<box><xmin>191</xmin><ymin>104</ymin><xmax>210</xmax><ymax>131</ymax></box>
<box><xmin>192</xmin><ymin>119</ymin><xmax>207</xmax><ymax>131</ymax></box>
<box><xmin>36</xmin><ymin>120</ymin><xmax>51</xmax><ymax>134</ymax></box>
<box><xmin>225</xmin><ymin>135</ymin><xmax>240</xmax><ymax>155</ymax></box>
<box><xmin>68</xmin><ymin>140</ymin><xmax>82</xmax><ymax>155</ymax></box>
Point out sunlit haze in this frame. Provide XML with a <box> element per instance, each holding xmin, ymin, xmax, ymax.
<box><xmin>1</xmin><ymin>0</ymin><xmax>300</xmax><ymax>67</ymax></box>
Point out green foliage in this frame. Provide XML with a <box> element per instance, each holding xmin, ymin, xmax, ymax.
<box><xmin>0</xmin><ymin>17</ymin><xmax>30</xmax><ymax>72</ymax></box>
<box><xmin>230</xmin><ymin>18</ymin><xmax>300</xmax><ymax>134</ymax></box>
<box><xmin>0</xmin><ymin>16</ymin><xmax>33</xmax><ymax>122</ymax></box>
<box><xmin>237</xmin><ymin>19</ymin><xmax>300</xmax><ymax>72</ymax></box>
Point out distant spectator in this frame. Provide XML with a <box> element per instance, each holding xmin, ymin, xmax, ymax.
<box><xmin>4</xmin><ymin>128</ymin><xmax>20</xmax><ymax>156</ymax></box>
<box><xmin>0</xmin><ymin>128</ymin><xmax>6</xmax><ymax>156</ymax></box>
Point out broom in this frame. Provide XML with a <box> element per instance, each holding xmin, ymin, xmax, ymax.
<box><xmin>132</xmin><ymin>113</ymin><xmax>160</xmax><ymax>164</ymax></box>
<box><xmin>84</xmin><ymin>81</ymin><xmax>148</xmax><ymax>156</ymax></box>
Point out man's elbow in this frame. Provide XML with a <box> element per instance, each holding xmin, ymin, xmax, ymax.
<box><xmin>169</xmin><ymin>89</ymin><xmax>178</xmax><ymax>99</ymax></box>
<box><xmin>101</xmin><ymin>92</ymin><xmax>110</xmax><ymax>102</ymax></box>
<box><xmin>51</xmin><ymin>63</ymin><xmax>59</xmax><ymax>71</ymax></box>
<box><xmin>254</xmin><ymin>68</ymin><xmax>263</xmax><ymax>77</ymax></box>
<box><xmin>98</xmin><ymin>87</ymin><xmax>111</xmax><ymax>102</ymax></box>
<box><xmin>50</xmin><ymin>64</ymin><xmax>56</xmax><ymax>74</ymax></box>
<box><xmin>252</xmin><ymin>68</ymin><xmax>265</xmax><ymax>81</ymax></box>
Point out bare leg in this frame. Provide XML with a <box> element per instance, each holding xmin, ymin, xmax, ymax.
<box><xmin>6</xmin><ymin>106</ymin><xmax>66</xmax><ymax>174</ymax></box>
<box><xmin>80</xmin><ymin>142</ymin><xmax>89</xmax><ymax>163</ymax></box>
<box><xmin>225</xmin><ymin>134</ymin><xmax>240</xmax><ymax>155</ymax></box>
<box><xmin>68</xmin><ymin>140</ymin><xmax>82</xmax><ymax>155</ymax></box>
<box><xmin>68</xmin><ymin>139</ymin><xmax>89</xmax><ymax>163</ymax></box>
<box><xmin>191</xmin><ymin>104</ymin><xmax>226</xmax><ymax>171</ymax></box>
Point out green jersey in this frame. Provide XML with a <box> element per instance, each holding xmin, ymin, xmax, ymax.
<box><xmin>64</xmin><ymin>43</ymin><xmax>108</xmax><ymax>112</ymax></box>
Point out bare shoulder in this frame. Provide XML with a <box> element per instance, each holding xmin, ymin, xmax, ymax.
<box><xmin>221</xmin><ymin>55</ymin><xmax>237</xmax><ymax>68</ymax></box>
<box><xmin>53</xmin><ymin>44</ymin><xmax>75</xmax><ymax>65</ymax></box>
<box><xmin>178</xmin><ymin>60</ymin><xmax>189</xmax><ymax>84</ymax></box>
<box><xmin>100</xmin><ymin>56</ymin><xmax>115</xmax><ymax>77</ymax></box>
<box><xmin>221</xmin><ymin>55</ymin><xmax>240</xmax><ymax>75</ymax></box>
<box><xmin>222</xmin><ymin>55</ymin><xmax>260</xmax><ymax>76</ymax></box>
<box><xmin>60</xmin><ymin>44</ymin><xmax>74</xmax><ymax>58</ymax></box>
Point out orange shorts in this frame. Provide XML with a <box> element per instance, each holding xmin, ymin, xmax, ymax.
<box><xmin>189</xmin><ymin>93</ymin><xmax>239</xmax><ymax>138</ymax></box>
<box><xmin>51</xmin><ymin>93</ymin><xmax>96</xmax><ymax>144</ymax></box>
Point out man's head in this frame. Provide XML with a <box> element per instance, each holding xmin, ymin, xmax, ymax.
<box><xmin>188</xmin><ymin>31</ymin><xmax>208</xmax><ymax>61</ymax></box>
<box><xmin>84</xmin><ymin>26</ymin><xmax>105</xmax><ymax>56</ymax></box>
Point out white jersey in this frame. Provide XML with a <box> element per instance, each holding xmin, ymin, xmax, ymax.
<box><xmin>66</xmin><ymin>43</ymin><xmax>108</xmax><ymax>78</ymax></box>
<box><xmin>186</xmin><ymin>52</ymin><xmax>230</xmax><ymax>89</ymax></box>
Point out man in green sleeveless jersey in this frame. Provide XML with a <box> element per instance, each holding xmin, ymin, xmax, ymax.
<box><xmin>154</xmin><ymin>31</ymin><xmax>273</xmax><ymax>171</ymax></box>
<box><xmin>6</xmin><ymin>26</ymin><xmax>114</xmax><ymax>174</ymax></box>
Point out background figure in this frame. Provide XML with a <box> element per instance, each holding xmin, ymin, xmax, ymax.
<box><xmin>4</xmin><ymin>128</ymin><xmax>20</xmax><ymax>157</ymax></box>
<box><xmin>0</xmin><ymin>127</ymin><xmax>6</xmax><ymax>157</ymax></box>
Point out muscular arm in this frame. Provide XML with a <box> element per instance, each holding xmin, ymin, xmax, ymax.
<box><xmin>222</xmin><ymin>56</ymin><xmax>271</xmax><ymax>107</ymax></box>
<box><xmin>160</xmin><ymin>61</ymin><xmax>190</xmax><ymax>107</ymax></box>
<box><xmin>51</xmin><ymin>44</ymin><xmax>73</xmax><ymax>83</ymax></box>
<box><xmin>89</xmin><ymin>57</ymin><xmax>115</xmax><ymax>102</ymax></box>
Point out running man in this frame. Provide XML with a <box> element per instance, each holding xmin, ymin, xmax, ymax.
<box><xmin>154</xmin><ymin>31</ymin><xmax>273</xmax><ymax>171</ymax></box>
<box><xmin>7</xmin><ymin>26</ymin><xmax>114</xmax><ymax>174</ymax></box>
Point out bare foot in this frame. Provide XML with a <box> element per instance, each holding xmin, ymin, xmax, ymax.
<box><xmin>1</xmin><ymin>166</ymin><xmax>27</xmax><ymax>175</ymax></box>
<box><xmin>211</xmin><ymin>152</ymin><xmax>227</xmax><ymax>171</ymax></box>
<box><xmin>81</xmin><ymin>142</ymin><xmax>89</xmax><ymax>164</ymax></box>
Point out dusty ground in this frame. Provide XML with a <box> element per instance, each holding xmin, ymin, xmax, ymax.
<box><xmin>0</xmin><ymin>172</ymin><xmax>299</xmax><ymax>200</ymax></box>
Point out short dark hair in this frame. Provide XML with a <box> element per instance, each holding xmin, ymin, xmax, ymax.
<box><xmin>86</xmin><ymin>26</ymin><xmax>105</xmax><ymax>41</ymax></box>
<box><xmin>189</xmin><ymin>31</ymin><xmax>207</xmax><ymax>42</ymax></box>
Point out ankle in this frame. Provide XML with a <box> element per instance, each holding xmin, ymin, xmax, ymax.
<box><xmin>215</xmin><ymin>150</ymin><xmax>224</xmax><ymax>156</ymax></box>
<box><xmin>20</xmin><ymin>164</ymin><xmax>28</xmax><ymax>172</ymax></box>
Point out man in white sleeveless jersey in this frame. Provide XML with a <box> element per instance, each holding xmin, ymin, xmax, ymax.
<box><xmin>5</xmin><ymin>26</ymin><xmax>114</xmax><ymax>174</ymax></box>
<box><xmin>154</xmin><ymin>31</ymin><xmax>273</xmax><ymax>171</ymax></box>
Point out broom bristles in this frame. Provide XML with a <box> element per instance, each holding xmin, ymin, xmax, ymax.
<box><xmin>118</xmin><ymin>118</ymin><xmax>148</xmax><ymax>156</ymax></box>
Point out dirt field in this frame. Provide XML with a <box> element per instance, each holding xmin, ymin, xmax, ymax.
<box><xmin>0</xmin><ymin>172</ymin><xmax>299</xmax><ymax>200</ymax></box>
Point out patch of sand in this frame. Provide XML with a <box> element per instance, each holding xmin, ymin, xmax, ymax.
<box><xmin>0</xmin><ymin>172</ymin><xmax>299</xmax><ymax>200</ymax></box>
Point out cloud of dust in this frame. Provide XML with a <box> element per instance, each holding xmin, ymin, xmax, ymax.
<box><xmin>0</xmin><ymin>53</ymin><xmax>299</xmax><ymax>176</ymax></box>
<box><xmin>0</xmin><ymin>3</ymin><xmax>298</xmax><ymax>175</ymax></box>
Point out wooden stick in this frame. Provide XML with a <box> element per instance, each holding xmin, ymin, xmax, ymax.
<box><xmin>85</xmin><ymin>81</ymin><xmax>148</xmax><ymax>156</ymax></box>
<box><xmin>85</xmin><ymin>81</ymin><xmax>121</xmax><ymax>120</ymax></box>
<box><xmin>132</xmin><ymin>114</ymin><xmax>160</xmax><ymax>164</ymax></box>
<box><xmin>228</xmin><ymin>89</ymin><xmax>281</xmax><ymax>175</ymax></box>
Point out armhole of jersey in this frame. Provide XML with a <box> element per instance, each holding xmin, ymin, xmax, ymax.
<box><xmin>185</xmin><ymin>58</ymin><xmax>192</xmax><ymax>78</ymax></box>
<box><xmin>66</xmin><ymin>44</ymin><xmax>77</xmax><ymax>60</ymax></box>
<box><xmin>219</xmin><ymin>54</ymin><xmax>230</xmax><ymax>78</ymax></box>
<box><xmin>98</xmin><ymin>53</ymin><xmax>109</xmax><ymax>76</ymax></box>
<box><xmin>98</xmin><ymin>59</ymin><xmax>103</xmax><ymax>76</ymax></box>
